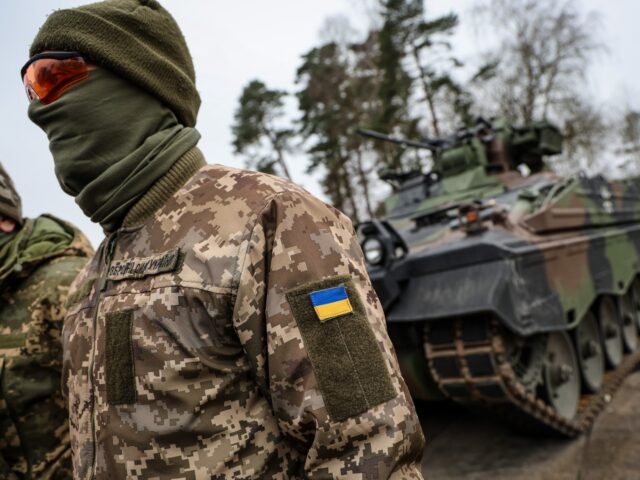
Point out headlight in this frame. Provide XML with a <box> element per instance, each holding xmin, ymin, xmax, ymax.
<box><xmin>362</xmin><ymin>237</ymin><xmax>385</xmax><ymax>266</ymax></box>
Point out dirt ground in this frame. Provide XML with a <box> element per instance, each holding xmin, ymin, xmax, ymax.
<box><xmin>418</xmin><ymin>371</ymin><xmax>640</xmax><ymax>480</ymax></box>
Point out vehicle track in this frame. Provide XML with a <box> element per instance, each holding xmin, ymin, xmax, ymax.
<box><xmin>424</xmin><ymin>314</ymin><xmax>640</xmax><ymax>436</ymax></box>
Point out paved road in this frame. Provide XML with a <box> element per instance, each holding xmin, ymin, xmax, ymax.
<box><xmin>418</xmin><ymin>372</ymin><xmax>640</xmax><ymax>479</ymax></box>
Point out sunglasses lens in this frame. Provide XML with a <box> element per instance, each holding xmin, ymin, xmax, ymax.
<box><xmin>23</xmin><ymin>56</ymin><xmax>92</xmax><ymax>104</ymax></box>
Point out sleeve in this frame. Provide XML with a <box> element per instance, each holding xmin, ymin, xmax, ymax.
<box><xmin>233</xmin><ymin>190</ymin><xmax>425</xmax><ymax>479</ymax></box>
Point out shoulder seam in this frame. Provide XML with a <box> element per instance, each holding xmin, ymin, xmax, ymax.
<box><xmin>230</xmin><ymin>190</ymin><xmax>292</xmax><ymax>320</ymax></box>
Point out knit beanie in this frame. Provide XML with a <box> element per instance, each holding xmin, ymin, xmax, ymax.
<box><xmin>29</xmin><ymin>0</ymin><xmax>200</xmax><ymax>127</ymax></box>
<box><xmin>0</xmin><ymin>164</ymin><xmax>23</xmax><ymax>226</ymax></box>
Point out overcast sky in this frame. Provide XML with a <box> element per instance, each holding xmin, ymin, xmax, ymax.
<box><xmin>1</xmin><ymin>0</ymin><xmax>638</xmax><ymax>247</ymax></box>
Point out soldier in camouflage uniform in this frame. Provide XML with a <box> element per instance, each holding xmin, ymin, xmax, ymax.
<box><xmin>0</xmin><ymin>163</ymin><xmax>93</xmax><ymax>479</ymax></box>
<box><xmin>24</xmin><ymin>1</ymin><xmax>425</xmax><ymax>478</ymax></box>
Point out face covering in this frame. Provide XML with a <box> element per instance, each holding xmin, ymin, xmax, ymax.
<box><xmin>0</xmin><ymin>229</ymin><xmax>19</xmax><ymax>285</ymax></box>
<box><xmin>28</xmin><ymin>68</ymin><xmax>200</xmax><ymax>233</ymax></box>
<box><xmin>0</xmin><ymin>230</ymin><xmax>16</xmax><ymax>252</ymax></box>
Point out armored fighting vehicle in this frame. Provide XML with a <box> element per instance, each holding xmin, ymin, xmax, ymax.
<box><xmin>358</xmin><ymin>118</ymin><xmax>640</xmax><ymax>435</ymax></box>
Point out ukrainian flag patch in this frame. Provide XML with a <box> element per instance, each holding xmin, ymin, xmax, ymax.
<box><xmin>309</xmin><ymin>285</ymin><xmax>353</xmax><ymax>322</ymax></box>
<box><xmin>286</xmin><ymin>275</ymin><xmax>397</xmax><ymax>420</ymax></box>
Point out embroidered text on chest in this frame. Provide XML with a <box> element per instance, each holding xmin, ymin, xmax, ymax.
<box><xmin>107</xmin><ymin>248</ymin><xmax>182</xmax><ymax>281</ymax></box>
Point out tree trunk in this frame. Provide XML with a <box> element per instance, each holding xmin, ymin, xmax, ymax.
<box><xmin>274</xmin><ymin>146</ymin><xmax>293</xmax><ymax>181</ymax></box>
<box><xmin>337</xmin><ymin>152</ymin><xmax>360</xmax><ymax>223</ymax></box>
<box><xmin>412</xmin><ymin>46</ymin><xmax>441</xmax><ymax>136</ymax></box>
<box><xmin>325</xmin><ymin>165</ymin><xmax>345</xmax><ymax>213</ymax></box>
<box><xmin>355</xmin><ymin>148</ymin><xmax>374</xmax><ymax>218</ymax></box>
<box><xmin>264</xmin><ymin>127</ymin><xmax>293</xmax><ymax>180</ymax></box>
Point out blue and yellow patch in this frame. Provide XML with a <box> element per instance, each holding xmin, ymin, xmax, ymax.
<box><xmin>286</xmin><ymin>275</ymin><xmax>396</xmax><ymax>420</ymax></box>
<box><xmin>309</xmin><ymin>285</ymin><xmax>353</xmax><ymax>321</ymax></box>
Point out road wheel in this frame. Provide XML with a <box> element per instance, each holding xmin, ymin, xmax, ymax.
<box><xmin>619</xmin><ymin>290</ymin><xmax>639</xmax><ymax>352</ymax></box>
<box><xmin>574</xmin><ymin>311</ymin><xmax>604</xmax><ymax>393</ymax></box>
<box><xmin>632</xmin><ymin>277</ymin><xmax>640</xmax><ymax>332</ymax></box>
<box><xmin>541</xmin><ymin>331</ymin><xmax>581</xmax><ymax>420</ymax></box>
<box><xmin>598</xmin><ymin>296</ymin><xmax>623</xmax><ymax>368</ymax></box>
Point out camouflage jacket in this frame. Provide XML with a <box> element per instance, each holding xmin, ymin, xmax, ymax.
<box><xmin>0</xmin><ymin>215</ymin><xmax>92</xmax><ymax>480</ymax></box>
<box><xmin>64</xmin><ymin>149</ymin><xmax>425</xmax><ymax>479</ymax></box>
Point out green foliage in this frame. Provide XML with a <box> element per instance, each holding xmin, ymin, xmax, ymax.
<box><xmin>376</xmin><ymin>0</ymin><xmax>474</xmax><ymax>152</ymax></box>
<box><xmin>296</xmin><ymin>42</ymin><xmax>360</xmax><ymax>219</ymax></box>
<box><xmin>231</xmin><ymin>0</ymin><xmax>615</xmax><ymax>220</ymax></box>
<box><xmin>292</xmin><ymin>0</ymin><xmax>480</xmax><ymax>219</ymax></box>
<box><xmin>376</xmin><ymin>0</ymin><xmax>418</xmax><ymax>136</ymax></box>
<box><xmin>231</xmin><ymin>79</ymin><xmax>293</xmax><ymax>179</ymax></box>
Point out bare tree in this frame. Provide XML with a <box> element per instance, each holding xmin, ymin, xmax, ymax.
<box><xmin>475</xmin><ymin>0</ymin><xmax>603</xmax><ymax>122</ymax></box>
<box><xmin>473</xmin><ymin>0</ymin><xmax>607</xmax><ymax>173</ymax></box>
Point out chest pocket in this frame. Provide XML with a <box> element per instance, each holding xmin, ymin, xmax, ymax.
<box><xmin>99</xmin><ymin>279</ymin><xmax>243</xmax><ymax>407</ymax></box>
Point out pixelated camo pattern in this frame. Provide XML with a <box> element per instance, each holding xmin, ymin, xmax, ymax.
<box><xmin>0</xmin><ymin>218</ymin><xmax>92</xmax><ymax>479</ymax></box>
<box><xmin>64</xmin><ymin>163</ymin><xmax>425</xmax><ymax>479</ymax></box>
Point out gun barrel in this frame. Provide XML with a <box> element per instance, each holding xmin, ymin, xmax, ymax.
<box><xmin>357</xmin><ymin>128</ymin><xmax>437</xmax><ymax>151</ymax></box>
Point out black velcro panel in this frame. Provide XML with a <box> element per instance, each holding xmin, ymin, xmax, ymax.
<box><xmin>105</xmin><ymin>309</ymin><xmax>136</xmax><ymax>405</ymax></box>
<box><xmin>286</xmin><ymin>275</ymin><xmax>396</xmax><ymax>422</ymax></box>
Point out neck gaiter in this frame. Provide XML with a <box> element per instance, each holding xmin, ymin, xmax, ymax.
<box><xmin>28</xmin><ymin>68</ymin><xmax>200</xmax><ymax>233</ymax></box>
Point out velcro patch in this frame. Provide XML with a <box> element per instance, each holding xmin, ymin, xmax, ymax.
<box><xmin>286</xmin><ymin>275</ymin><xmax>396</xmax><ymax>421</ymax></box>
<box><xmin>309</xmin><ymin>285</ymin><xmax>353</xmax><ymax>321</ymax></box>
<box><xmin>107</xmin><ymin>248</ymin><xmax>182</xmax><ymax>281</ymax></box>
<box><xmin>106</xmin><ymin>310</ymin><xmax>136</xmax><ymax>405</ymax></box>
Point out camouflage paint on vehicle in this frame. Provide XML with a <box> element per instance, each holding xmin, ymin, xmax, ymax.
<box><xmin>357</xmin><ymin>119</ymin><xmax>640</xmax><ymax>433</ymax></box>
<box><xmin>381</xmin><ymin>175</ymin><xmax>640</xmax><ymax>336</ymax></box>
<box><xmin>62</xmin><ymin>149</ymin><xmax>425</xmax><ymax>479</ymax></box>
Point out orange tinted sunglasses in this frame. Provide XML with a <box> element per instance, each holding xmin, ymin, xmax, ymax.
<box><xmin>21</xmin><ymin>52</ymin><xmax>96</xmax><ymax>104</ymax></box>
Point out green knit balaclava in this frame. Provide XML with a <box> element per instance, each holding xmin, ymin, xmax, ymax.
<box><xmin>0</xmin><ymin>163</ymin><xmax>23</xmax><ymax>227</ymax></box>
<box><xmin>27</xmin><ymin>0</ymin><xmax>203</xmax><ymax>233</ymax></box>
<box><xmin>28</xmin><ymin>68</ymin><xmax>200</xmax><ymax>233</ymax></box>
<box><xmin>29</xmin><ymin>0</ymin><xmax>200</xmax><ymax>127</ymax></box>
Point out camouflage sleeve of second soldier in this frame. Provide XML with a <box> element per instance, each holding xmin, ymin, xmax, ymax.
<box><xmin>233</xmin><ymin>190</ymin><xmax>425</xmax><ymax>479</ymax></box>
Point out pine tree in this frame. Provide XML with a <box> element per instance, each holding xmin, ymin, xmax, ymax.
<box><xmin>297</xmin><ymin>43</ymin><xmax>360</xmax><ymax>221</ymax></box>
<box><xmin>231</xmin><ymin>80</ymin><xmax>294</xmax><ymax>179</ymax></box>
